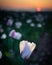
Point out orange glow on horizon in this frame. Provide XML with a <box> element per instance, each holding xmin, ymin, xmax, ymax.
<box><xmin>0</xmin><ymin>0</ymin><xmax>52</xmax><ymax>10</ymax></box>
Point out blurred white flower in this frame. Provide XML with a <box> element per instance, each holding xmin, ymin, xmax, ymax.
<box><xmin>14</xmin><ymin>32</ymin><xmax>22</xmax><ymax>40</ymax></box>
<box><xmin>0</xmin><ymin>24</ymin><xmax>4</xmax><ymax>33</ymax></box>
<box><xmin>7</xmin><ymin>19</ymin><xmax>13</xmax><ymax>26</ymax></box>
<box><xmin>9</xmin><ymin>30</ymin><xmax>22</xmax><ymax>40</ymax></box>
<box><xmin>1</xmin><ymin>33</ymin><xmax>7</xmax><ymax>39</ymax></box>
<box><xmin>37</xmin><ymin>23</ymin><xmax>42</xmax><ymax>28</ymax></box>
<box><xmin>9</xmin><ymin>29</ymin><xmax>15</xmax><ymax>37</ymax></box>
<box><xmin>26</xmin><ymin>19</ymin><xmax>32</xmax><ymax>24</ymax></box>
<box><xmin>19</xmin><ymin>40</ymin><xmax>36</xmax><ymax>59</ymax></box>
<box><xmin>0</xmin><ymin>51</ymin><xmax>2</xmax><ymax>59</ymax></box>
<box><xmin>9</xmin><ymin>30</ymin><xmax>15</xmax><ymax>37</ymax></box>
<box><xmin>0</xmin><ymin>28</ymin><xmax>4</xmax><ymax>33</ymax></box>
<box><xmin>35</xmin><ymin>14</ymin><xmax>44</xmax><ymax>22</ymax></box>
<box><xmin>15</xmin><ymin>22</ymin><xmax>22</xmax><ymax>29</ymax></box>
<box><xmin>30</xmin><ymin>23</ymin><xmax>35</xmax><ymax>27</ymax></box>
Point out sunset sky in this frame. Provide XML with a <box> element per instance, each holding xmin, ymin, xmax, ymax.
<box><xmin>0</xmin><ymin>0</ymin><xmax>52</xmax><ymax>11</ymax></box>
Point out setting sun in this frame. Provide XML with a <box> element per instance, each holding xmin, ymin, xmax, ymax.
<box><xmin>37</xmin><ymin>7</ymin><xmax>41</xmax><ymax>12</ymax></box>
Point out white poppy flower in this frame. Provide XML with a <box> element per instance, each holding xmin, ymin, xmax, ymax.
<box><xmin>37</xmin><ymin>23</ymin><xmax>42</xmax><ymax>28</ymax></box>
<box><xmin>0</xmin><ymin>51</ymin><xmax>2</xmax><ymax>59</ymax></box>
<box><xmin>9</xmin><ymin>30</ymin><xmax>22</xmax><ymax>40</ymax></box>
<box><xmin>0</xmin><ymin>24</ymin><xmax>4</xmax><ymax>33</ymax></box>
<box><xmin>26</xmin><ymin>19</ymin><xmax>32</xmax><ymax>24</ymax></box>
<box><xmin>30</xmin><ymin>23</ymin><xmax>35</xmax><ymax>27</ymax></box>
<box><xmin>15</xmin><ymin>22</ymin><xmax>22</xmax><ymax>29</ymax></box>
<box><xmin>19</xmin><ymin>40</ymin><xmax>36</xmax><ymax>59</ymax></box>
<box><xmin>9</xmin><ymin>30</ymin><xmax>15</xmax><ymax>37</ymax></box>
<box><xmin>7</xmin><ymin>19</ymin><xmax>13</xmax><ymax>26</ymax></box>
<box><xmin>14</xmin><ymin>32</ymin><xmax>22</xmax><ymax>40</ymax></box>
<box><xmin>1</xmin><ymin>33</ymin><xmax>7</xmax><ymax>39</ymax></box>
<box><xmin>0</xmin><ymin>28</ymin><xmax>4</xmax><ymax>33</ymax></box>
